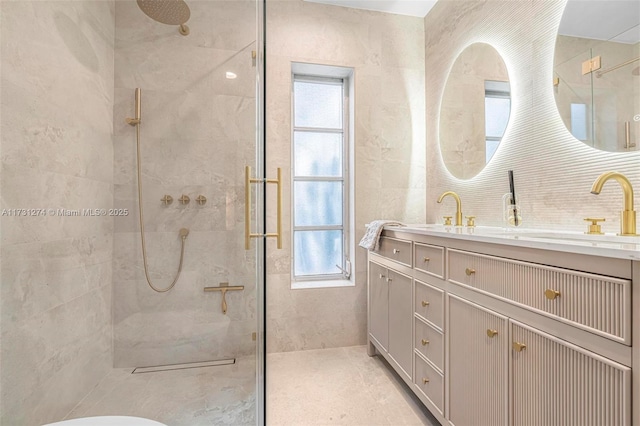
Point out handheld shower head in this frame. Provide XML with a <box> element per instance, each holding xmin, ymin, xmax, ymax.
<box><xmin>136</xmin><ymin>0</ymin><xmax>191</xmax><ymax>35</ymax></box>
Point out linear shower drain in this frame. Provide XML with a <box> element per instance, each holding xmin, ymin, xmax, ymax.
<box><xmin>132</xmin><ymin>358</ymin><xmax>236</xmax><ymax>374</ymax></box>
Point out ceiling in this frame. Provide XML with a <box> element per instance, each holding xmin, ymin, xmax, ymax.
<box><xmin>303</xmin><ymin>0</ymin><xmax>438</xmax><ymax>17</ymax></box>
<box><xmin>304</xmin><ymin>0</ymin><xmax>639</xmax><ymax>43</ymax></box>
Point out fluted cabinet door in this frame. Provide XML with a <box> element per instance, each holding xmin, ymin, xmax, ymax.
<box><xmin>369</xmin><ymin>262</ymin><xmax>388</xmax><ymax>351</ymax></box>
<box><xmin>388</xmin><ymin>269</ymin><xmax>413</xmax><ymax>379</ymax></box>
<box><xmin>511</xmin><ymin>321</ymin><xmax>631</xmax><ymax>426</ymax></box>
<box><xmin>448</xmin><ymin>295</ymin><xmax>508</xmax><ymax>426</ymax></box>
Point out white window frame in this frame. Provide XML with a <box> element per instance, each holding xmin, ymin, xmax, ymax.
<box><xmin>290</xmin><ymin>63</ymin><xmax>354</xmax><ymax>288</ymax></box>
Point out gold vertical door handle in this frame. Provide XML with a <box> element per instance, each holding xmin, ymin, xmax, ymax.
<box><xmin>513</xmin><ymin>342</ymin><xmax>527</xmax><ymax>352</ymax></box>
<box><xmin>245</xmin><ymin>166</ymin><xmax>283</xmax><ymax>250</ymax></box>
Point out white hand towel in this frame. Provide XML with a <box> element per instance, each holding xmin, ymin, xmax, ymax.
<box><xmin>358</xmin><ymin>220</ymin><xmax>404</xmax><ymax>251</ymax></box>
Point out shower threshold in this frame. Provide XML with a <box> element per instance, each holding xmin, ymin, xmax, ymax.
<box><xmin>132</xmin><ymin>358</ymin><xmax>236</xmax><ymax>374</ymax></box>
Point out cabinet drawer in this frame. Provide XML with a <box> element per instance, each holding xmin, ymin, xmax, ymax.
<box><xmin>448</xmin><ymin>249</ymin><xmax>631</xmax><ymax>344</ymax></box>
<box><xmin>414</xmin><ymin>280</ymin><xmax>444</xmax><ymax>330</ymax></box>
<box><xmin>378</xmin><ymin>237</ymin><xmax>412</xmax><ymax>267</ymax></box>
<box><xmin>414</xmin><ymin>354</ymin><xmax>444</xmax><ymax>415</ymax></box>
<box><xmin>414</xmin><ymin>243</ymin><xmax>444</xmax><ymax>278</ymax></box>
<box><xmin>415</xmin><ymin>318</ymin><xmax>443</xmax><ymax>372</ymax></box>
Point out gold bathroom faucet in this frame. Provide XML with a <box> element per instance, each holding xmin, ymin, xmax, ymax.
<box><xmin>590</xmin><ymin>172</ymin><xmax>637</xmax><ymax>236</ymax></box>
<box><xmin>437</xmin><ymin>191</ymin><xmax>463</xmax><ymax>226</ymax></box>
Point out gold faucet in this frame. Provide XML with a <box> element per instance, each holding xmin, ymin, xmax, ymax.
<box><xmin>437</xmin><ymin>191</ymin><xmax>463</xmax><ymax>226</ymax></box>
<box><xmin>590</xmin><ymin>172</ymin><xmax>637</xmax><ymax>236</ymax></box>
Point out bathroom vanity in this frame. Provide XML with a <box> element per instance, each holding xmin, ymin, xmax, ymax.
<box><xmin>367</xmin><ymin>225</ymin><xmax>640</xmax><ymax>426</ymax></box>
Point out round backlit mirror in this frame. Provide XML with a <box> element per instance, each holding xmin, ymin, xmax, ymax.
<box><xmin>554</xmin><ymin>0</ymin><xmax>640</xmax><ymax>152</ymax></box>
<box><xmin>439</xmin><ymin>43</ymin><xmax>511</xmax><ymax>179</ymax></box>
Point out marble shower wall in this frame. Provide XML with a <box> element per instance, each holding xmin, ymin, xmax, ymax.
<box><xmin>266</xmin><ymin>0</ymin><xmax>426</xmax><ymax>353</ymax></box>
<box><xmin>0</xmin><ymin>1</ymin><xmax>115</xmax><ymax>424</ymax></box>
<box><xmin>112</xmin><ymin>0</ymin><xmax>258</xmax><ymax>367</ymax></box>
<box><xmin>425</xmin><ymin>0</ymin><xmax>639</xmax><ymax>233</ymax></box>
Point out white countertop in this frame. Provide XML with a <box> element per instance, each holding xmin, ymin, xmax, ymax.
<box><xmin>384</xmin><ymin>224</ymin><xmax>640</xmax><ymax>261</ymax></box>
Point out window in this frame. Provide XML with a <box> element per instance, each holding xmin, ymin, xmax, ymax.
<box><xmin>570</xmin><ymin>103</ymin><xmax>588</xmax><ymax>141</ymax></box>
<box><xmin>291</xmin><ymin>66</ymin><xmax>352</xmax><ymax>286</ymax></box>
<box><xmin>484</xmin><ymin>80</ymin><xmax>511</xmax><ymax>163</ymax></box>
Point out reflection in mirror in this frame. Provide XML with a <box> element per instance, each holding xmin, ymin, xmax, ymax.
<box><xmin>554</xmin><ymin>0</ymin><xmax>639</xmax><ymax>152</ymax></box>
<box><xmin>440</xmin><ymin>43</ymin><xmax>511</xmax><ymax>179</ymax></box>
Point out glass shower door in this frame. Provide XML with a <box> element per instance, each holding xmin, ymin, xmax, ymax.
<box><xmin>0</xmin><ymin>0</ymin><xmax>265</xmax><ymax>424</ymax></box>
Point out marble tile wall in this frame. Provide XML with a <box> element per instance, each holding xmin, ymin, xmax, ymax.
<box><xmin>0</xmin><ymin>1</ymin><xmax>115</xmax><ymax>424</ymax></box>
<box><xmin>112</xmin><ymin>0</ymin><xmax>259</xmax><ymax>367</ymax></box>
<box><xmin>266</xmin><ymin>0</ymin><xmax>426</xmax><ymax>352</ymax></box>
<box><xmin>425</xmin><ymin>0</ymin><xmax>639</xmax><ymax>233</ymax></box>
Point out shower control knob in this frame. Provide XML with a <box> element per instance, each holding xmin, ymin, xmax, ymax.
<box><xmin>161</xmin><ymin>195</ymin><xmax>173</xmax><ymax>206</ymax></box>
<box><xmin>179</xmin><ymin>194</ymin><xmax>190</xmax><ymax>205</ymax></box>
<box><xmin>196</xmin><ymin>195</ymin><xmax>207</xmax><ymax>206</ymax></box>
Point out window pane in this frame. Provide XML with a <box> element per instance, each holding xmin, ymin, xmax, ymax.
<box><xmin>294</xmin><ymin>181</ymin><xmax>342</xmax><ymax>226</ymax></box>
<box><xmin>486</xmin><ymin>139</ymin><xmax>500</xmax><ymax>163</ymax></box>
<box><xmin>294</xmin><ymin>81</ymin><xmax>343</xmax><ymax>129</ymax></box>
<box><xmin>485</xmin><ymin>97</ymin><xmax>511</xmax><ymax>138</ymax></box>
<box><xmin>294</xmin><ymin>131</ymin><xmax>343</xmax><ymax>177</ymax></box>
<box><xmin>570</xmin><ymin>103</ymin><xmax>588</xmax><ymax>141</ymax></box>
<box><xmin>294</xmin><ymin>230</ymin><xmax>342</xmax><ymax>276</ymax></box>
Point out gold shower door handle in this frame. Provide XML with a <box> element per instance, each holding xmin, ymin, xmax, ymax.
<box><xmin>245</xmin><ymin>166</ymin><xmax>282</xmax><ymax>250</ymax></box>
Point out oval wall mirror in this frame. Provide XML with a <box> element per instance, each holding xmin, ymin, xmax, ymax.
<box><xmin>439</xmin><ymin>43</ymin><xmax>511</xmax><ymax>180</ymax></box>
<box><xmin>554</xmin><ymin>0</ymin><xmax>639</xmax><ymax>152</ymax></box>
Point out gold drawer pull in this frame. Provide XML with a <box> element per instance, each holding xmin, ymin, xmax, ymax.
<box><xmin>422</xmin><ymin>378</ymin><xmax>430</xmax><ymax>384</ymax></box>
<box><xmin>421</xmin><ymin>300</ymin><xmax>429</xmax><ymax>307</ymax></box>
<box><xmin>513</xmin><ymin>342</ymin><xmax>527</xmax><ymax>352</ymax></box>
<box><xmin>545</xmin><ymin>289</ymin><xmax>561</xmax><ymax>300</ymax></box>
<box><xmin>421</xmin><ymin>339</ymin><xmax>429</xmax><ymax>346</ymax></box>
<box><xmin>465</xmin><ymin>267</ymin><xmax>476</xmax><ymax>276</ymax></box>
<box><xmin>393</xmin><ymin>248</ymin><xmax>400</xmax><ymax>254</ymax></box>
<box><xmin>379</xmin><ymin>274</ymin><xmax>385</xmax><ymax>279</ymax></box>
<box><xmin>423</xmin><ymin>257</ymin><xmax>430</xmax><ymax>262</ymax></box>
<box><xmin>486</xmin><ymin>329</ymin><xmax>498</xmax><ymax>338</ymax></box>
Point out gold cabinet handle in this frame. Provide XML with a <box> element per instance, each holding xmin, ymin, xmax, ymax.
<box><xmin>393</xmin><ymin>248</ymin><xmax>400</xmax><ymax>254</ymax></box>
<box><xmin>245</xmin><ymin>166</ymin><xmax>282</xmax><ymax>250</ymax></box>
<box><xmin>421</xmin><ymin>339</ymin><xmax>429</xmax><ymax>346</ymax></box>
<box><xmin>422</xmin><ymin>378</ymin><xmax>430</xmax><ymax>384</ymax></box>
<box><xmin>513</xmin><ymin>342</ymin><xmax>527</xmax><ymax>352</ymax></box>
<box><xmin>421</xmin><ymin>300</ymin><xmax>429</xmax><ymax>307</ymax></box>
<box><xmin>545</xmin><ymin>289</ymin><xmax>561</xmax><ymax>300</ymax></box>
<box><xmin>486</xmin><ymin>329</ymin><xmax>498</xmax><ymax>338</ymax></box>
<box><xmin>465</xmin><ymin>267</ymin><xmax>476</xmax><ymax>276</ymax></box>
<box><xmin>379</xmin><ymin>274</ymin><xmax>385</xmax><ymax>279</ymax></box>
<box><xmin>423</xmin><ymin>257</ymin><xmax>430</xmax><ymax>262</ymax></box>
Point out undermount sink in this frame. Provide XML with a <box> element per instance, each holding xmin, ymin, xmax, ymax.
<box><xmin>513</xmin><ymin>231</ymin><xmax>640</xmax><ymax>244</ymax></box>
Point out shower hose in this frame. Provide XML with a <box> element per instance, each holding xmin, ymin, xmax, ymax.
<box><xmin>134</xmin><ymin>121</ymin><xmax>189</xmax><ymax>293</ymax></box>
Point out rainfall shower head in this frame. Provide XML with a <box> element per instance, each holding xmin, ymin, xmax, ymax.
<box><xmin>136</xmin><ymin>0</ymin><xmax>191</xmax><ymax>36</ymax></box>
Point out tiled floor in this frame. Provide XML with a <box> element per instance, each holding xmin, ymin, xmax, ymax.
<box><xmin>65</xmin><ymin>346</ymin><xmax>438</xmax><ymax>426</ymax></box>
<box><xmin>267</xmin><ymin>346</ymin><xmax>439</xmax><ymax>426</ymax></box>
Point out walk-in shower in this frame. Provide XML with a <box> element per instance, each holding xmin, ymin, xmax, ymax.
<box><xmin>0</xmin><ymin>0</ymin><xmax>266</xmax><ymax>424</ymax></box>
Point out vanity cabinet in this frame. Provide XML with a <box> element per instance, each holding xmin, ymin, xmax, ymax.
<box><xmin>511</xmin><ymin>321</ymin><xmax>630</xmax><ymax>425</ymax></box>
<box><xmin>368</xmin><ymin>259</ymin><xmax>413</xmax><ymax>380</ymax></box>
<box><xmin>367</xmin><ymin>228</ymin><xmax>637</xmax><ymax>426</ymax></box>
<box><xmin>447</xmin><ymin>295</ymin><xmax>508</xmax><ymax>426</ymax></box>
